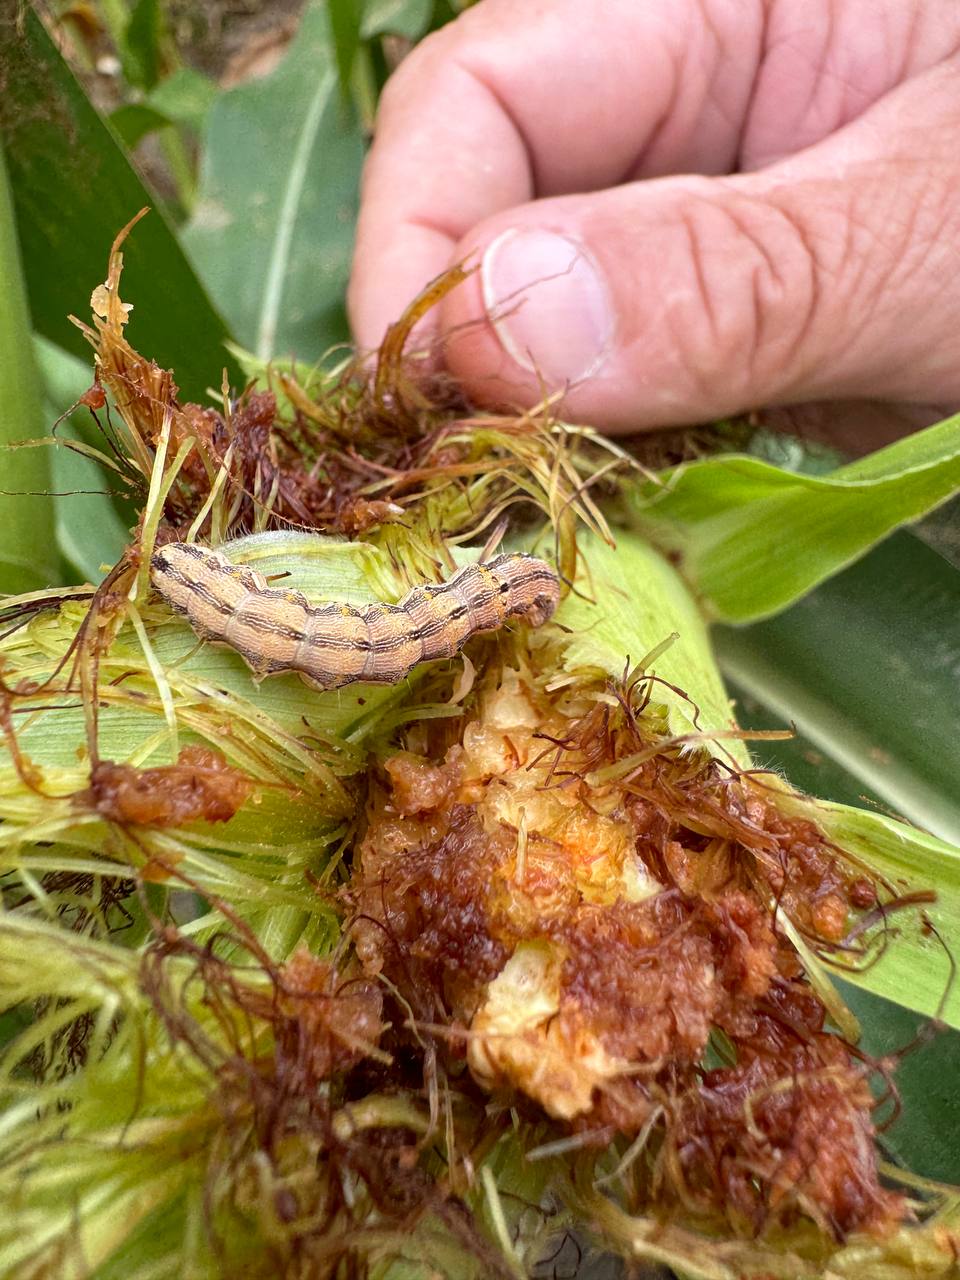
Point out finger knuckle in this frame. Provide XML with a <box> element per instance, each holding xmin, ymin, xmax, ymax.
<box><xmin>665</xmin><ymin>189</ymin><xmax>823</xmax><ymax>406</ymax></box>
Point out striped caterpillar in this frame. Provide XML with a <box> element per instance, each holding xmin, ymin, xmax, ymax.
<box><xmin>150</xmin><ymin>542</ymin><xmax>561</xmax><ymax>690</ymax></box>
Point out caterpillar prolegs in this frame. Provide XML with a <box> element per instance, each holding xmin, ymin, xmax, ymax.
<box><xmin>150</xmin><ymin>543</ymin><xmax>561</xmax><ymax>691</ymax></box>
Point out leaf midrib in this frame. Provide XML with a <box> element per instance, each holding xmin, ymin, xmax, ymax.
<box><xmin>255</xmin><ymin>67</ymin><xmax>337</xmax><ymax>360</ymax></box>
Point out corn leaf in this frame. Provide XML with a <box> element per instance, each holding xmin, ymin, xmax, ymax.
<box><xmin>33</xmin><ymin>337</ymin><xmax>132</xmax><ymax>584</ymax></box>
<box><xmin>837</xmin><ymin>982</ymin><xmax>960</xmax><ymax>1185</ymax></box>
<box><xmin>361</xmin><ymin>0</ymin><xmax>434</xmax><ymax>39</ymax></box>
<box><xmin>182</xmin><ymin>0</ymin><xmax>365</xmax><ymax>362</ymax></box>
<box><xmin>328</xmin><ymin>0</ymin><xmax>364</xmax><ymax>96</ymax></box>
<box><xmin>552</xmin><ymin>529</ymin><xmax>960</xmax><ymax>1034</ymax></box>
<box><xmin>0</xmin><ymin>5</ymin><xmax>240</xmax><ymax>402</ymax></box>
<box><xmin>718</xmin><ymin>531</ymin><xmax>960</xmax><ymax>845</ymax></box>
<box><xmin>777</xmin><ymin>790</ymin><xmax>960</xmax><ymax>1030</ymax></box>
<box><xmin>0</xmin><ymin>144</ymin><xmax>61</xmax><ymax>593</ymax></box>
<box><xmin>623</xmin><ymin>414</ymin><xmax>960</xmax><ymax>623</ymax></box>
<box><xmin>559</xmin><ymin>530</ymin><xmax>960</xmax><ymax>1032</ymax></box>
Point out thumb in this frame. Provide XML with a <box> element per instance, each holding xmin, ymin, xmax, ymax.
<box><xmin>439</xmin><ymin>75</ymin><xmax>960</xmax><ymax>430</ymax></box>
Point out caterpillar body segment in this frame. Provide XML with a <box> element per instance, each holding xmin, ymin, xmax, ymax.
<box><xmin>150</xmin><ymin>542</ymin><xmax>561</xmax><ymax>690</ymax></box>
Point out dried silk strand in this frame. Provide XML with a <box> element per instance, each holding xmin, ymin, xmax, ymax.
<box><xmin>150</xmin><ymin>542</ymin><xmax>560</xmax><ymax>690</ymax></box>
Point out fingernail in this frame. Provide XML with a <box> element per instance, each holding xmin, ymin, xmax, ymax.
<box><xmin>481</xmin><ymin>229</ymin><xmax>614</xmax><ymax>384</ymax></box>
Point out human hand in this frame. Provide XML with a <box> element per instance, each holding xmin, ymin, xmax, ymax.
<box><xmin>347</xmin><ymin>0</ymin><xmax>960</xmax><ymax>432</ymax></box>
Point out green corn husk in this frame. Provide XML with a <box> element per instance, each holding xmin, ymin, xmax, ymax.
<box><xmin>2</xmin><ymin>238</ymin><xmax>960</xmax><ymax>1279</ymax></box>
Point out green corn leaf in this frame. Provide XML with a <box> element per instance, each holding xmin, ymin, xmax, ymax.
<box><xmin>182</xmin><ymin>0</ymin><xmax>365</xmax><ymax>362</ymax></box>
<box><xmin>0</xmin><ymin>144</ymin><xmax>61</xmax><ymax>593</ymax></box>
<box><xmin>0</xmin><ymin>4</ymin><xmax>239</xmax><ymax>402</ymax></box>
<box><xmin>328</xmin><ymin>0</ymin><xmax>364</xmax><ymax>96</ymax></box>
<box><xmin>122</xmin><ymin>0</ymin><xmax>166</xmax><ymax>92</ymax></box>
<box><xmin>776</xmin><ymin>790</ymin><xmax>960</xmax><ymax>1029</ymax></box>
<box><xmin>6</xmin><ymin>525</ymin><xmax>957</xmax><ymax>1032</ymax></box>
<box><xmin>108</xmin><ymin>102</ymin><xmax>173</xmax><ymax>150</ymax></box>
<box><xmin>146</xmin><ymin>67</ymin><xmax>219</xmax><ymax>135</ymax></box>
<box><xmin>718</xmin><ymin>530</ymin><xmax>960</xmax><ymax>845</ymax></box>
<box><xmin>33</xmin><ymin>336</ymin><xmax>132</xmax><ymax>584</ymax></box>
<box><xmin>561</xmin><ymin>530</ymin><xmax>960</xmax><ymax>1033</ymax></box>
<box><xmin>623</xmin><ymin>414</ymin><xmax>960</xmax><ymax>623</ymax></box>
<box><xmin>361</xmin><ymin>0</ymin><xmax>434</xmax><ymax>39</ymax></box>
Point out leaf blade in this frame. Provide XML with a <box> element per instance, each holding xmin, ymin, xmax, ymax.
<box><xmin>0</xmin><ymin>143</ymin><xmax>61</xmax><ymax>592</ymax></box>
<box><xmin>34</xmin><ymin>337</ymin><xmax>132</xmax><ymax>583</ymax></box>
<box><xmin>717</xmin><ymin>531</ymin><xmax>960</xmax><ymax>845</ymax></box>
<box><xmin>624</xmin><ymin>415</ymin><xmax>960</xmax><ymax>622</ymax></box>
<box><xmin>0</xmin><ymin>5</ymin><xmax>240</xmax><ymax>402</ymax></box>
<box><xmin>779</xmin><ymin>792</ymin><xmax>960</xmax><ymax>1030</ymax></box>
<box><xmin>182</xmin><ymin>0</ymin><xmax>365</xmax><ymax>362</ymax></box>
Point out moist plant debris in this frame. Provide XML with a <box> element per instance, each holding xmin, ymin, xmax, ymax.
<box><xmin>0</xmin><ymin>214</ymin><xmax>958</xmax><ymax>1280</ymax></box>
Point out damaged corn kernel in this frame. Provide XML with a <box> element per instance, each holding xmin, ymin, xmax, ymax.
<box><xmin>351</xmin><ymin>660</ymin><xmax>905</xmax><ymax>1236</ymax></box>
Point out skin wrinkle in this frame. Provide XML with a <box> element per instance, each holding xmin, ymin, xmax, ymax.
<box><xmin>745</xmin><ymin>34</ymin><xmax>828</xmax><ymax>168</ymax></box>
<box><xmin>463</xmin><ymin>5</ymin><xmax>675</xmax><ymax>192</ymax></box>
<box><xmin>628</xmin><ymin>1</ymin><xmax>761</xmax><ymax>181</ymax></box>
<box><xmin>800</xmin><ymin>190</ymin><xmax>863</xmax><ymax>391</ymax></box>
<box><xmin>854</xmin><ymin>179</ymin><xmax>958</xmax><ymax>390</ymax></box>
<box><xmin>655</xmin><ymin>192</ymin><xmax>819</xmax><ymax>407</ymax></box>
<box><xmin>405</xmin><ymin>210</ymin><xmax>476</xmax><ymax>249</ymax></box>
<box><xmin>889</xmin><ymin>173</ymin><xmax>956</xmax><ymax>290</ymax></box>
<box><xmin>766</xmin><ymin>158</ymin><xmax>955</xmax><ymax>399</ymax></box>
<box><xmin>905</xmin><ymin>197</ymin><xmax>960</xmax><ymax>323</ymax></box>
<box><xmin>744</xmin><ymin>0</ymin><xmax>960</xmax><ymax>167</ymax></box>
<box><xmin>625</xmin><ymin>68</ymin><xmax>683</xmax><ymax>186</ymax></box>
<box><xmin>695</xmin><ymin>0</ymin><xmax>761</xmax><ymax>160</ymax></box>
<box><xmin>676</xmin><ymin>210</ymin><xmax>724</xmax><ymax>383</ymax></box>
<box><xmin>893</xmin><ymin>3</ymin><xmax>921</xmax><ymax>85</ymax></box>
<box><xmin>624</xmin><ymin>9</ymin><xmax>694</xmax><ymax>180</ymax></box>
<box><xmin>751</xmin><ymin>181</ymin><xmax>880</xmax><ymax>398</ymax></box>
<box><xmin>735</xmin><ymin>2</ymin><xmax>776</xmax><ymax>172</ymax></box>
<box><xmin>736</xmin><ymin>196</ymin><xmax>823</xmax><ymax>400</ymax></box>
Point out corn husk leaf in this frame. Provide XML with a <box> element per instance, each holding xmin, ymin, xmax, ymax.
<box><xmin>0</xmin><ymin>912</ymin><xmax>545</xmax><ymax>1280</ymax></box>
<box><xmin>0</xmin><ymin>531</ymin><xmax>434</xmax><ymax>960</ymax></box>
<box><xmin>719</xmin><ymin>525</ymin><xmax>960</xmax><ymax>1180</ymax></box>
<box><xmin>557</xmin><ymin>530</ymin><xmax>749</xmax><ymax>767</ymax></box>
<box><xmin>572</xmin><ymin>1173</ymin><xmax>960</xmax><ymax>1280</ymax></box>
<box><xmin>777</xmin><ymin>792</ymin><xmax>960</xmax><ymax>1027</ymax></box>
<box><xmin>6</xmin><ymin>522</ymin><xmax>959</xmax><ymax>1033</ymax></box>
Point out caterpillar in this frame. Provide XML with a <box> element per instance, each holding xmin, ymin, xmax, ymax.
<box><xmin>150</xmin><ymin>542</ymin><xmax>561</xmax><ymax>690</ymax></box>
